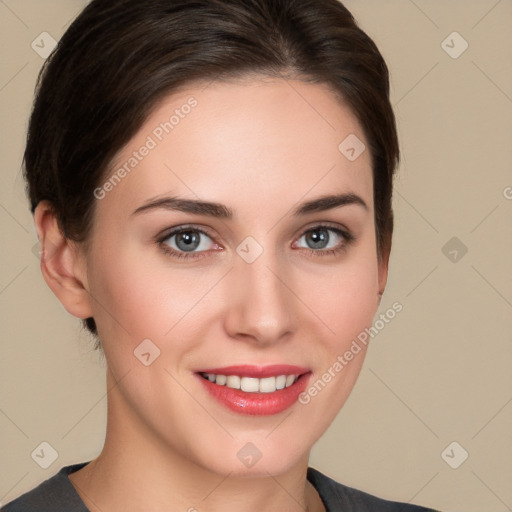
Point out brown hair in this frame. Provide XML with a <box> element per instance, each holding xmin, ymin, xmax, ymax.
<box><xmin>24</xmin><ymin>0</ymin><xmax>399</xmax><ymax>339</ymax></box>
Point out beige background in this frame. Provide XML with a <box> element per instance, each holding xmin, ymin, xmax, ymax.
<box><xmin>1</xmin><ymin>1</ymin><xmax>511</xmax><ymax>511</ymax></box>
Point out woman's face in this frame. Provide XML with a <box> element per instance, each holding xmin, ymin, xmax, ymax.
<box><xmin>81</xmin><ymin>77</ymin><xmax>387</xmax><ymax>476</ymax></box>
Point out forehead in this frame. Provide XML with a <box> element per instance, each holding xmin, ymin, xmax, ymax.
<box><xmin>99</xmin><ymin>77</ymin><xmax>373</xmax><ymax>220</ymax></box>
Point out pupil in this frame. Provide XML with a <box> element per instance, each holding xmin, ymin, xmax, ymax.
<box><xmin>176</xmin><ymin>231</ymin><xmax>200</xmax><ymax>251</ymax></box>
<box><xmin>308</xmin><ymin>229</ymin><xmax>328</xmax><ymax>249</ymax></box>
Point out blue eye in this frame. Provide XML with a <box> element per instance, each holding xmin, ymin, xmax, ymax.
<box><xmin>293</xmin><ymin>225</ymin><xmax>353</xmax><ymax>257</ymax></box>
<box><xmin>296</xmin><ymin>226</ymin><xmax>345</xmax><ymax>250</ymax></box>
<box><xmin>159</xmin><ymin>227</ymin><xmax>217</xmax><ymax>259</ymax></box>
<box><xmin>157</xmin><ymin>224</ymin><xmax>354</xmax><ymax>260</ymax></box>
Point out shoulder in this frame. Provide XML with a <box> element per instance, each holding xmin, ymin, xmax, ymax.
<box><xmin>307</xmin><ymin>467</ymin><xmax>442</xmax><ymax>512</ymax></box>
<box><xmin>1</xmin><ymin>463</ymin><xmax>90</xmax><ymax>512</ymax></box>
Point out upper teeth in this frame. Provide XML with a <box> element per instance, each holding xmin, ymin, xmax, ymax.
<box><xmin>202</xmin><ymin>373</ymin><xmax>298</xmax><ymax>393</ymax></box>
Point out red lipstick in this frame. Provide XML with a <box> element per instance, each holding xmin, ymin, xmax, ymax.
<box><xmin>195</xmin><ymin>364</ymin><xmax>311</xmax><ymax>416</ymax></box>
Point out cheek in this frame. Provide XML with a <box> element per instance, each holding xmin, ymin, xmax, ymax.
<box><xmin>86</xmin><ymin>242</ymin><xmax>223</xmax><ymax>352</ymax></box>
<box><xmin>86</xmin><ymin>253</ymin><xmax>210</xmax><ymax>414</ymax></box>
<box><xmin>300</xmin><ymin>254</ymin><xmax>380</xmax><ymax>351</ymax></box>
<box><xmin>323</xmin><ymin>270</ymin><xmax>378</xmax><ymax>341</ymax></box>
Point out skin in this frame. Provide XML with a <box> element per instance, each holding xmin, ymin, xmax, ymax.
<box><xmin>35</xmin><ymin>76</ymin><xmax>390</xmax><ymax>512</ymax></box>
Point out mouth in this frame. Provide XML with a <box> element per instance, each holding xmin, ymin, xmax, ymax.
<box><xmin>195</xmin><ymin>365</ymin><xmax>312</xmax><ymax>416</ymax></box>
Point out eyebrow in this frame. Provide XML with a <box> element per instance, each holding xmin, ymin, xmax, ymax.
<box><xmin>131</xmin><ymin>192</ymin><xmax>368</xmax><ymax>218</ymax></box>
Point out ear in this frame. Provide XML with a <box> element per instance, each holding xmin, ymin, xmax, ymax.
<box><xmin>34</xmin><ymin>200</ymin><xmax>93</xmax><ymax>320</ymax></box>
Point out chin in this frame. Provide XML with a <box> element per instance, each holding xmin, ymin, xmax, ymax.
<box><xmin>203</xmin><ymin>431</ymin><xmax>311</xmax><ymax>478</ymax></box>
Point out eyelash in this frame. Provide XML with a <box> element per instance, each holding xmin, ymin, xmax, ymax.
<box><xmin>156</xmin><ymin>224</ymin><xmax>355</xmax><ymax>260</ymax></box>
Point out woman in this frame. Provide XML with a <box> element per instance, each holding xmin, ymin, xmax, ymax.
<box><xmin>3</xmin><ymin>0</ymin><xmax>443</xmax><ymax>510</ymax></box>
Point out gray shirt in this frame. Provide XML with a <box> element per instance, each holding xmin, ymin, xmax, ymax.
<box><xmin>2</xmin><ymin>462</ymin><xmax>441</xmax><ymax>511</ymax></box>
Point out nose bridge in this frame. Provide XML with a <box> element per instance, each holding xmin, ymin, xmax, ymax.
<box><xmin>224</xmin><ymin>242</ymin><xmax>296</xmax><ymax>343</ymax></box>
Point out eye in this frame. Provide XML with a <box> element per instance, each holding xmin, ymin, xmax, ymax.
<box><xmin>294</xmin><ymin>224</ymin><xmax>353</xmax><ymax>256</ymax></box>
<box><xmin>158</xmin><ymin>226</ymin><xmax>219</xmax><ymax>259</ymax></box>
<box><xmin>157</xmin><ymin>223</ymin><xmax>354</xmax><ymax>261</ymax></box>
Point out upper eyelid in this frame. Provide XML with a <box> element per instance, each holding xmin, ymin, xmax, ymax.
<box><xmin>298</xmin><ymin>221</ymin><xmax>350</xmax><ymax>236</ymax></box>
<box><xmin>158</xmin><ymin>224</ymin><xmax>215</xmax><ymax>240</ymax></box>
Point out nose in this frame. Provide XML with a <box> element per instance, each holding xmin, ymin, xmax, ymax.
<box><xmin>222</xmin><ymin>248</ymin><xmax>297</xmax><ymax>346</ymax></box>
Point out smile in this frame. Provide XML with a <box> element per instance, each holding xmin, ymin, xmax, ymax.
<box><xmin>196</xmin><ymin>365</ymin><xmax>312</xmax><ymax>416</ymax></box>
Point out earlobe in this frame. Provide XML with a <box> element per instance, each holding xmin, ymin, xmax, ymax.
<box><xmin>34</xmin><ymin>200</ymin><xmax>93</xmax><ymax>320</ymax></box>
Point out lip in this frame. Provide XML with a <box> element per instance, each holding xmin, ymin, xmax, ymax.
<box><xmin>195</xmin><ymin>365</ymin><xmax>312</xmax><ymax>416</ymax></box>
